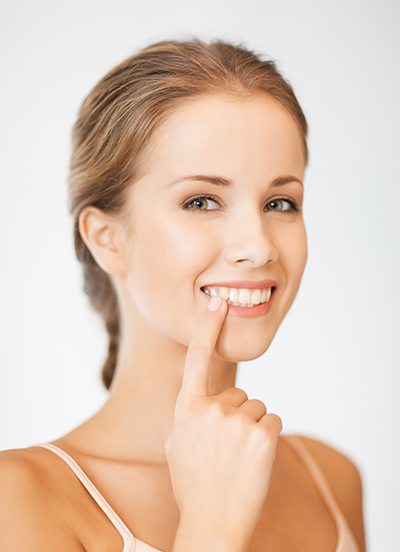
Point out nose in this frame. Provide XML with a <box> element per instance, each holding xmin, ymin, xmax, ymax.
<box><xmin>222</xmin><ymin>211</ymin><xmax>279</xmax><ymax>268</ymax></box>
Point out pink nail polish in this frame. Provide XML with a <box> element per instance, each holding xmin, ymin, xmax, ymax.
<box><xmin>208</xmin><ymin>296</ymin><xmax>223</xmax><ymax>311</ymax></box>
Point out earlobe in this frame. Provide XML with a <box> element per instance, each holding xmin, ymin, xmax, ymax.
<box><xmin>78</xmin><ymin>207</ymin><xmax>128</xmax><ymax>275</ymax></box>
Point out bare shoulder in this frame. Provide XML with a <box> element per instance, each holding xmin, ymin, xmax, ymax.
<box><xmin>0</xmin><ymin>447</ymin><xmax>54</xmax><ymax>512</ymax></box>
<box><xmin>295</xmin><ymin>435</ymin><xmax>366</xmax><ymax>552</ymax></box>
<box><xmin>0</xmin><ymin>447</ymin><xmax>84</xmax><ymax>551</ymax></box>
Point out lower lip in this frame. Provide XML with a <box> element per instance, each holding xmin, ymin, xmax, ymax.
<box><xmin>202</xmin><ymin>290</ymin><xmax>275</xmax><ymax>319</ymax></box>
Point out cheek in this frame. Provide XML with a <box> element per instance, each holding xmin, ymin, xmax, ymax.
<box><xmin>273</xmin><ymin>222</ymin><xmax>308</xmax><ymax>326</ymax></box>
<box><xmin>127</xmin><ymin>214</ymin><xmax>220</xmax><ymax>342</ymax></box>
<box><xmin>277</xmin><ymin>222</ymin><xmax>308</xmax><ymax>286</ymax></box>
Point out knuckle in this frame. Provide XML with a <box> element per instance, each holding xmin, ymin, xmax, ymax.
<box><xmin>268</xmin><ymin>413</ymin><xmax>283</xmax><ymax>433</ymax></box>
<box><xmin>248</xmin><ymin>398</ymin><xmax>267</xmax><ymax>411</ymax></box>
<box><xmin>232</xmin><ymin>409</ymin><xmax>253</xmax><ymax>431</ymax></box>
<box><xmin>222</xmin><ymin>387</ymin><xmax>248</xmax><ymax>403</ymax></box>
<box><xmin>259</xmin><ymin>413</ymin><xmax>283</xmax><ymax>438</ymax></box>
<box><xmin>209</xmin><ymin>399</ymin><xmax>228</xmax><ymax>419</ymax></box>
<box><xmin>234</xmin><ymin>388</ymin><xmax>249</xmax><ymax>402</ymax></box>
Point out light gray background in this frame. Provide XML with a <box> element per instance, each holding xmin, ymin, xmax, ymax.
<box><xmin>1</xmin><ymin>0</ymin><xmax>399</xmax><ymax>550</ymax></box>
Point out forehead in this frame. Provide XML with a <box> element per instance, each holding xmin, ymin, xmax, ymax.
<box><xmin>141</xmin><ymin>93</ymin><xmax>305</xmax><ymax>184</ymax></box>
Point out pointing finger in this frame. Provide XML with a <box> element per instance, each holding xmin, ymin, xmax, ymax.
<box><xmin>179</xmin><ymin>296</ymin><xmax>228</xmax><ymax>399</ymax></box>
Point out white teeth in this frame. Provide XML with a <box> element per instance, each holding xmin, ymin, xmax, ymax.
<box><xmin>229</xmin><ymin>288</ymin><xmax>239</xmax><ymax>303</ymax></box>
<box><xmin>260</xmin><ymin>288</ymin><xmax>268</xmax><ymax>302</ymax></box>
<box><xmin>239</xmin><ymin>289</ymin><xmax>251</xmax><ymax>304</ymax></box>
<box><xmin>261</xmin><ymin>288</ymin><xmax>271</xmax><ymax>302</ymax></box>
<box><xmin>219</xmin><ymin>287</ymin><xmax>229</xmax><ymax>300</ymax></box>
<box><xmin>203</xmin><ymin>286</ymin><xmax>273</xmax><ymax>307</ymax></box>
<box><xmin>251</xmin><ymin>289</ymin><xmax>261</xmax><ymax>305</ymax></box>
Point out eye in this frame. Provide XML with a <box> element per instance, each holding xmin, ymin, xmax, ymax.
<box><xmin>264</xmin><ymin>198</ymin><xmax>297</xmax><ymax>212</ymax></box>
<box><xmin>184</xmin><ymin>196</ymin><xmax>220</xmax><ymax>211</ymax></box>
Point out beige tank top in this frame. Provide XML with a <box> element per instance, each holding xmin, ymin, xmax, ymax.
<box><xmin>37</xmin><ymin>437</ymin><xmax>359</xmax><ymax>552</ymax></box>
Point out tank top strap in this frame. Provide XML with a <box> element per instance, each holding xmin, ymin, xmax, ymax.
<box><xmin>37</xmin><ymin>443</ymin><xmax>136</xmax><ymax>552</ymax></box>
<box><xmin>285</xmin><ymin>436</ymin><xmax>360</xmax><ymax>552</ymax></box>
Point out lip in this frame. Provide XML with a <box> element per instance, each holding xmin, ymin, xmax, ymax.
<box><xmin>200</xmin><ymin>280</ymin><xmax>277</xmax><ymax>319</ymax></box>
<box><xmin>225</xmin><ymin>297</ymin><xmax>274</xmax><ymax>318</ymax></box>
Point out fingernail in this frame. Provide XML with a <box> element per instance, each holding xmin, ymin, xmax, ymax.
<box><xmin>208</xmin><ymin>296</ymin><xmax>223</xmax><ymax>311</ymax></box>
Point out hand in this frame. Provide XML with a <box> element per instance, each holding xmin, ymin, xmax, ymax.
<box><xmin>165</xmin><ymin>296</ymin><xmax>282</xmax><ymax>546</ymax></box>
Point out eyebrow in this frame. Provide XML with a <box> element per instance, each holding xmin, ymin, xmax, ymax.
<box><xmin>271</xmin><ymin>175</ymin><xmax>303</xmax><ymax>187</ymax></box>
<box><xmin>166</xmin><ymin>174</ymin><xmax>233</xmax><ymax>188</ymax></box>
<box><xmin>166</xmin><ymin>174</ymin><xmax>303</xmax><ymax>188</ymax></box>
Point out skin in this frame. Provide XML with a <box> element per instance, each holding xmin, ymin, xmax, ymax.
<box><xmin>0</xmin><ymin>93</ymin><xmax>365</xmax><ymax>552</ymax></box>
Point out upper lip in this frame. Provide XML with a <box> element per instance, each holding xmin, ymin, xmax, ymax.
<box><xmin>201</xmin><ymin>279</ymin><xmax>277</xmax><ymax>290</ymax></box>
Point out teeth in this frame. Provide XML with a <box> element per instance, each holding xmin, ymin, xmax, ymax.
<box><xmin>261</xmin><ymin>288</ymin><xmax>271</xmax><ymax>303</ymax></box>
<box><xmin>219</xmin><ymin>287</ymin><xmax>229</xmax><ymax>300</ymax></box>
<box><xmin>229</xmin><ymin>288</ymin><xmax>239</xmax><ymax>303</ymax></box>
<box><xmin>251</xmin><ymin>289</ymin><xmax>261</xmax><ymax>305</ymax></box>
<box><xmin>260</xmin><ymin>288</ymin><xmax>267</xmax><ymax>302</ymax></box>
<box><xmin>239</xmin><ymin>289</ymin><xmax>251</xmax><ymax>304</ymax></box>
<box><xmin>203</xmin><ymin>286</ymin><xmax>273</xmax><ymax>307</ymax></box>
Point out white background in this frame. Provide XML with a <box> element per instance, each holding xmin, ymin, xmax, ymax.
<box><xmin>1</xmin><ymin>0</ymin><xmax>399</xmax><ymax>550</ymax></box>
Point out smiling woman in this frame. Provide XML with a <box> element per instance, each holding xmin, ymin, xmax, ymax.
<box><xmin>0</xmin><ymin>40</ymin><xmax>365</xmax><ymax>552</ymax></box>
<box><xmin>120</xmin><ymin>94</ymin><xmax>307</xmax><ymax>362</ymax></box>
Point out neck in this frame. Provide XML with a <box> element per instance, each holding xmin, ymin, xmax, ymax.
<box><xmin>68</xmin><ymin>321</ymin><xmax>237</xmax><ymax>463</ymax></box>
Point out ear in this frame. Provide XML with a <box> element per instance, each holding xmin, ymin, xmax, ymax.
<box><xmin>78</xmin><ymin>207</ymin><xmax>129</xmax><ymax>275</ymax></box>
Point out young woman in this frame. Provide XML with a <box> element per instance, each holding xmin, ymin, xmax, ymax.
<box><xmin>0</xmin><ymin>40</ymin><xmax>365</xmax><ymax>552</ymax></box>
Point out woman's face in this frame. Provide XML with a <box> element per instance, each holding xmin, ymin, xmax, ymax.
<box><xmin>120</xmin><ymin>93</ymin><xmax>307</xmax><ymax>361</ymax></box>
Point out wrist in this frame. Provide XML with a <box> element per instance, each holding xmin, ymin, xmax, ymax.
<box><xmin>174</xmin><ymin>518</ymin><xmax>250</xmax><ymax>552</ymax></box>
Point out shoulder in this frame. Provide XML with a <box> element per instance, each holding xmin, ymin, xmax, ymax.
<box><xmin>295</xmin><ymin>435</ymin><xmax>363</xmax><ymax>496</ymax></box>
<box><xmin>293</xmin><ymin>435</ymin><xmax>366</xmax><ymax>552</ymax></box>
<box><xmin>0</xmin><ymin>446</ymin><xmax>50</xmax><ymax>483</ymax></box>
<box><xmin>0</xmin><ymin>447</ymin><xmax>52</xmax><ymax>509</ymax></box>
<box><xmin>0</xmin><ymin>447</ymin><xmax>84</xmax><ymax>551</ymax></box>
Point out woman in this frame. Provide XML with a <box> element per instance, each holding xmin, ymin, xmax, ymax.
<box><xmin>0</xmin><ymin>40</ymin><xmax>365</xmax><ymax>551</ymax></box>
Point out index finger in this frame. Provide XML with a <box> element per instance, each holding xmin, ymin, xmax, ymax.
<box><xmin>179</xmin><ymin>296</ymin><xmax>228</xmax><ymax>399</ymax></box>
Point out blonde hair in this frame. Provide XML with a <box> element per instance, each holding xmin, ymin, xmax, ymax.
<box><xmin>68</xmin><ymin>39</ymin><xmax>308</xmax><ymax>389</ymax></box>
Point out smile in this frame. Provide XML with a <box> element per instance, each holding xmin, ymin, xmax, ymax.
<box><xmin>201</xmin><ymin>285</ymin><xmax>273</xmax><ymax>308</ymax></box>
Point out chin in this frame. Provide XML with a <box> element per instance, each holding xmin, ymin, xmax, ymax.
<box><xmin>210</xmin><ymin>307</ymin><xmax>281</xmax><ymax>362</ymax></box>
<box><xmin>215</xmin><ymin>340</ymin><xmax>271</xmax><ymax>362</ymax></box>
<box><xmin>214</xmin><ymin>329</ymin><xmax>276</xmax><ymax>363</ymax></box>
<box><xmin>215</xmin><ymin>347</ymin><xmax>269</xmax><ymax>363</ymax></box>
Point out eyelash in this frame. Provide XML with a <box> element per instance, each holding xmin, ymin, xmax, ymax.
<box><xmin>183</xmin><ymin>195</ymin><xmax>221</xmax><ymax>211</ymax></box>
<box><xmin>182</xmin><ymin>195</ymin><xmax>300</xmax><ymax>213</ymax></box>
<box><xmin>264</xmin><ymin>197</ymin><xmax>300</xmax><ymax>213</ymax></box>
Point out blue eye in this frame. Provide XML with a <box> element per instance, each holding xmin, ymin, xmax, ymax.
<box><xmin>264</xmin><ymin>199</ymin><xmax>296</xmax><ymax>212</ymax></box>
<box><xmin>184</xmin><ymin>196</ymin><xmax>220</xmax><ymax>211</ymax></box>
